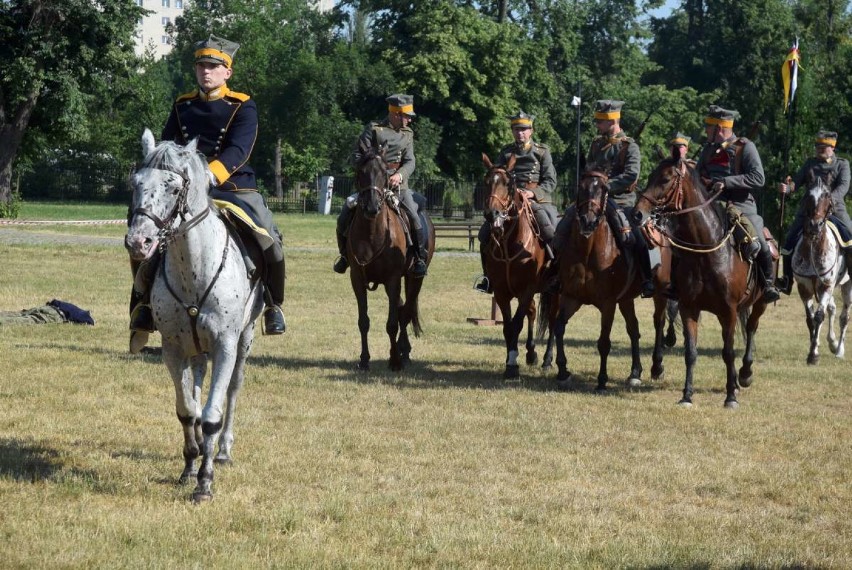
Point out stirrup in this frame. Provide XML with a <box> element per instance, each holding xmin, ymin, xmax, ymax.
<box><xmin>473</xmin><ymin>275</ymin><xmax>492</xmax><ymax>294</ymax></box>
<box><xmin>775</xmin><ymin>275</ymin><xmax>793</xmax><ymax>295</ymax></box>
<box><xmin>411</xmin><ymin>258</ymin><xmax>428</xmax><ymax>278</ymax></box>
<box><xmin>263</xmin><ymin>305</ymin><xmax>286</xmax><ymax>335</ymax></box>
<box><xmin>762</xmin><ymin>285</ymin><xmax>780</xmax><ymax>303</ymax></box>
<box><xmin>640</xmin><ymin>280</ymin><xmax>655</xmax><ymax>299</ymax></box>
<box><xmin>129</xmin><ymin>304</ymin><xmax>155</xmax><ymax>333</ymax></box>
<box><xmin>333</xmin><ymin>256</ymin><xmax>349</xmax><ymax>274</ymax></box>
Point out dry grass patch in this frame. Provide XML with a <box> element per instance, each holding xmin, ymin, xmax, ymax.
<box><xmin>0</xmin><ymin>217</ymin><xmax>850</xmax><ymax>568</ymax></box>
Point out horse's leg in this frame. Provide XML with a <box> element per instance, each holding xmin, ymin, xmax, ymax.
<box><xmin>555</xmin><ymin>298</ymin><xmax>581</xmax><ymax>390</ymax></box>
<box><xmin>808</xmin><ymin>287</ymin><xmax>831</xmax><ymax>365</ymax></box>
<box><xmin>619</xmin><ymin>299</ymin><xmax>643</xmax><ymax>387</ymax></box>
<box><xmin>651</xmin><ymin>296</ymin><xmax>667</xmax><ymax>380</ymax></box>
<box><xmin>494</xmin><ymin>295</ymin><xmax>520</xmax><ymax>379</ymax></box>
<box><xmin>541</xmin><ymin>292</ymin><xmax>559</xmax><ymax>370</ymax></box>
<box><xmin>594</xmin><ymin>302</ymin><xmax>618</xmax><ymax>392</ymax></box>
<box><xmin>163</xmin><ymin>342</ymin><xmax>203</xmax><ymax>485</ymax></box>
<box><xmin>738</xmin><ymin>301</ymin><xmax>765</xmax><ymax>388</ymax></box>
<box><xmin>193</xmin><ymin>345</ymin><xmax>240</xmax><ymax>502</ymax></box>
<box><xmin>826</xmin><ymin>294</ymin><xmax>839</xmax><ymax>356</ymax></box>
<box><xmin>353</xmin><ymin>280</ymin><xmax>371</xmax><ymax>371</ymax></box>
<box><xmin>664</xmin><ymin>300</ymin><xmax>678</xmax><ymax>348</ymax></box>
<box><xmin>836</xmin><ymin>282</ymin><xmax>852</xmax><ymax>359</ymax></box>
<box><xmin>716</xmin><ymin>310</ymin><xmax>739</xmax><ymax>408</ymax></box>
<box><xmin>524</xmin><ymin>296</ymin><xmax>538</xmax><ymax>366</ymax></box>
<box><xmin>384</xmin><ymin>280</ymin><xmax>403</xmax><ymax>371</ymax></box>
<box><xmin>216</xmin><ymin>322</ymin><xmax>256</xmax><ymax>465</ymax></box>
<box><xmin>679</xmin><ymin>308</ymin><xmax>700</xmax><ymax>406</ymax></box>
<box><xmin>398</xmin><ymin>274</ymin><xmax>424</xmax><ymax>364</ymax></box>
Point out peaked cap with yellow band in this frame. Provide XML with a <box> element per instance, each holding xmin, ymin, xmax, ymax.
<box><xmin>815</xmin><ymin>129</ymin><xmax>838</xmax><ymax>147</ymax></box>
<box><xmin>669</xmin><ymin>131</ymin><xmax>691</xmax><ymax>147</ymax></box>
<box><xmin>386</xmin><ymin>93</ymin><xmax>416</xmax><ymax>117</ymax></box>
<box><xmin>508</xmin><ymin>111</ymin><xmax>535</xmax><ymax>129</ymax></box>
<box><xmin>594</xmin><ymin>99</ymin><xmax>625</xmax><ymax>120</ymax></box>
<box><xmin>704</xmin><ymin>105</ymin><xmax>740</xmax><ymax>128</ymax></box>
<box><xmin>194</xmin><ymin>35</ymin><xmax>240</xmax><ymax>69</ymax></box>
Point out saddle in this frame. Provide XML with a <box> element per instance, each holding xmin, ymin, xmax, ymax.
<box><xmin>212</xmin><ymin>199</ymin><xmax>268</xmax><ymax>282</ymax></box>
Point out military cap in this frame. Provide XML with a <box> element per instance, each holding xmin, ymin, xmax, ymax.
<box><xmin>386</xmin><ymin>94</ymin><xmax>416</xmax><ymax>117</ymax></box>
<box><xmin>593</xmin><ymin>100</ymin><xmax>625</xmax><ymax>120</ymax></box>
<box><xmin>194</xmin><ymin>35</ymin><xmax>240</xmax><ymax>68</ymax></box>
<box><xmin>815</xmin><ymin>129</ymin><xmax>838</xmax><ymax>147</ymax></box>
<box><xmin>509</xmin><ymin>111</ymin><xmax>535</xmax><ymax>129</ymax></box>
<box><xmin>669</xmin><ymin>131</ymin><xmax>691</xmax><ymax>147</ymax></box>
<box><xmin>704</xmin><ymin>105</ymin><xmax>740</xmax><ymax>128</ymax></box>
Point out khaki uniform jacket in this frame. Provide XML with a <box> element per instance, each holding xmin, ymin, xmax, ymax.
<box><xmin>353</xmin><ymin>119</ymin><xmax>415</xmax><ymax>191</ymax></box>
<box><xmin>587</xmin><ymin>132</ymin><xmax>640</xmax><ymax>207</ymax></box>
<box><xmin>495</xmin><ymin>141</ymin><xmax>557</xmax><ymax>204</ymax></box>
<box><xmin>792</xmin><ymin>156</ymin><xmax>851</xmax><ymax>216</ymax></box>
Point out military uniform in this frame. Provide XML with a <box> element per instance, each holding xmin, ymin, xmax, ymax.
<box><xmin>778</xmin><ymin>130</ymin><xmax>852</xmax><ymax>292</ymax></box>
<box><xmin>473</xmin><ymin>111</ymin><xmax>557</xmax><ymax>293</ymax></box>
<box><xmin>0</xmin><ymin>300</ymin><xmax>94</xmax><ymax>326</ymax></box>
<box><xmin>551</xmin><ymin>99</ymin><xmax>654</xmax><ymax>297</ymax></box>
<box><xmin>696</xmin><ymin>104</ymin><xmax>778</xmax><ymax>301</ymax></box>
<box><xmin>334</xmin><ymin>94</ymin><xmax>428</xmax><ymax>277</ymax></box>
<box><xmin>128</xmin><ymin>35</ymin><xmax>286</xmax><ymax>350</ymax></box>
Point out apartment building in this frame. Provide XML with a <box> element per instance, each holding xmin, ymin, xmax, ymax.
<box><xmin>134</xmin><ymin>0</ymin><xmax>335</xmax><ymax>59</ymax></box>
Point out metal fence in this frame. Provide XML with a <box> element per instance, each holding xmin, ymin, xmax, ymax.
<box><xmin>15</xmin><ymin>162</ymin><xmax>577</xmax><ymax>216</ymax></box>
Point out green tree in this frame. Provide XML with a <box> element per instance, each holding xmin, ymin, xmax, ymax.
<box><xmin>0</xmin><ymin>0</ymin><xmax>144</xmax><ymax>212</ymax></box>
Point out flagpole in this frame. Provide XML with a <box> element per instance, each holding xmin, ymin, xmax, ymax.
<box><xmin>573</xmin><ymin>81</ymin><xmax>582</xmax><ymax>205</ymax></box>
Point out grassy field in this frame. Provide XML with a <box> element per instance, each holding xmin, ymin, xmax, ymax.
<box><xmin>1</xmin><ymin>211</ymin><xmax>851</xmax><ymax>568</ymax></box>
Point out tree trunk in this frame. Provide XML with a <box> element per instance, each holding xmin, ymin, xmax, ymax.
<box><xmin>274</xmin><ymin>136</ymin><xmax>283</xmax><ymax>198</ymax></box>
<box><xmin>0</xmin><ymin>89</ymin><xmax>41</xmax><ymax>208</ymax></box>
<box><xmin>497</xmin><ymin>0</ymin><xmax>507</xmax><ymax>23</ymax></box>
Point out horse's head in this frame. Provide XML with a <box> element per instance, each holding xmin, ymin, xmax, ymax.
<box><xmin>354</xmin><ymin>139</ymin><xmax>390</xmax><ymax>219</ymax></box>
<box><xmin>481</xmin><ymin>153</ymin><xmax>517</xmax><ymax>232</ymax></box>
<box><xmin>803</xmin><ymin>177</ymin><xmax>833</xmax><ymax>237</ymax></box>
<box><xmin>576</xmin><ymin>167</ymin><xmax>609</xmax><ymax>238</ymax></box>
<box><xmin>631</xmin><ymin>157</ymin><xmax>696</xmax><ymax>229</ymax></box>
<box><xmin>125</xmin><ymin>128</ymin><xmax>213</xmax><ymax>261</ymax></box>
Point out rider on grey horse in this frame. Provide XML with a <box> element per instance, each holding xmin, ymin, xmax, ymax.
<box><xmin>776</xmin><ymin>129</ymin><xmax>852</xmax><ymax>294</ymax></box>
<box><xmin>127</xmin><ymin>35</ymin><xmax>286</xmax><ymax>353</ymax></box>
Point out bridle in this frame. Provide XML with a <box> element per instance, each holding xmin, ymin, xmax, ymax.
<box><xmin>130</xmin><ymin>167</ymin><xmax>211</xmax><ymax>248</ymax></box>
<box><xmin>576</xmin><ymin>170</ymin><xmax>609</xmax><ymax>226</ymax></box>
<box><xmin>485</xmin><ymin>167</ymin><xmax>518</xmax><ymax>231</ymax></box>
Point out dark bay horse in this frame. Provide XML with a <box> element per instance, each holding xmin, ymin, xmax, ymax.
<box><xmin>632</xmin><ymin>157</ymin><xmax>768</xmax><ymax>408</ymax></box>
<box><xmin>551</xmin><ymin>169</ymin><xmax>672</xmax><ymax>392</ymax></box>
<box><xmin>481</xmin><ymin>153</ymin><xmax>553</xmax><ymax>379</ymax></box>
<box><xmin>347</xmin><ymin>141</ymin><xmax>435</xmax><ymax>371</ymax></box>
<box><xmin>792</xmin><ymin>177</ymin><xmax>852</xmax><ymax>364</ymax></box>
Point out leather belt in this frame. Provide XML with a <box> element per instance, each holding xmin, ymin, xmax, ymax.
<box><xmin>517</xmin><ymin>181</ymin><xmax>539</xmax><ymax>189</ymax></box>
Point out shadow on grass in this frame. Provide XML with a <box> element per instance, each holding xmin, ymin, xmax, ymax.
<box><xmin>0</xmin><ymin>438</ymin><xmax>121</xmax><ymax>493</ymax></box>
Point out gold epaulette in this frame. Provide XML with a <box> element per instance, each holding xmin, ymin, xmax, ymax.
<box><xmin>225</xmin><ymin>88</ymin><xmax>250</xmax><ymax>102</ymax></box>
<box><xmin>175</xmin><ymin>90</ymin><xmax>198</xmax><ymax>102</ymax></box>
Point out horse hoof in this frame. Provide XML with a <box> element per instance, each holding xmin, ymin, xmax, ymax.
<box><xmin>178</xmin><ymin>471</ymin><xmax>197</xmax><ymax>485</ymax></box>
<box><xmin>541</xmin><ymin>362</ymin><xmax>552</xmax><ymax>370</ymax></box>
<box><xmin>594</xmin><ymin>386</ymin><xmax>608</xmax><ymax>394</ymax></box>
<box><xmin>724</xmin><ymin>399</ymin><xmax>739</xmax><ymax>410</ymax></box>
<box><xmin>738</xmin><ymin>374</ymin><xmax>753</xmax><ymax>389</ymax></box>
<box><xmin>651</xmin><ymin>368</ymin><xmax>664</xmax><ymax>381</ymax></box>
<box><xmin>664</xmin><ymin>332</ymin><xmax>677</xmax><ymax>348</ymax></box>
<box><xmin>677</xmin><ymin>399</ymin><xmax>693</xmax><ymax>408</ymax></box>
<box><xmin>191</xmin><ymin>490</ymin><xmax>213</xmax><ymax>504</ymax></box>
<box><xmin>357</xmin><ymin>361</ymin><xmax>370</xmax><ymax>371</ymax></box>
<box><xmin>526</xmin><ymin>352</ymin><xmax>538</xmax><ymax>365</ymax></box>
<box><xmin>627</xmin><ymin>377</ymin><xmax>642</xmax><ymax>388</ymax></box>
<box><xmin>503</xmin><ymin>365</ymin><xmax>520</xmax><ymax>380</ymax></box>
<box><xmin>214</xmin><ymin>455</ymin><xmax>232</xmax><ymax>465</ymax></box>
<box><xmin>806</xmin><ymin>354</ymin><xmax>819</xmax><ymax>366</ymax></box>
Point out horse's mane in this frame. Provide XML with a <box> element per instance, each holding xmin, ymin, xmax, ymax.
<box><xmin>142</xmin><ymin>139</ymin><xmax>209</xmax><ymax>185</ymax></box>
<box><xmin>650</xmin><ymin>157</ymin><xmax>708</xmax><ymax>198</ymax></box>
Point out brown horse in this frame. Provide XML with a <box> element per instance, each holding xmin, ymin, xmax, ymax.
<box><xmin>347</xmin><ymin>141</ymin><xmax>435</xmax><ymax>371</ymax></box>
<box><xmin>551</xmin><ymin>169</ymin><xmax>672</xmax><ymax>392</ymax></box>
<box><xmin>632</xmin><ymin>157</ymin><xmax>768</xmax><ymax>408</ymax></box>
<box><xmin>481</xmin><ymin>153</ymin><xmax>553</xmax><ymax>378</ymax></box>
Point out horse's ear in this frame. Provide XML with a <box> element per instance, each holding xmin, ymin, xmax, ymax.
<box><xmin>141</xmin><ymin>128</ymin><xmax>156</xmax><ymax>157</ymax></box>
<box><xmin>654</xmin><ymin>144</ymin><xmax>666</xmax><ymax>161</ymax></box>
<box><xmin>185</xmin><ymin>136</ymin><xmax>199</xmax><ymax>155</ymax></box>
<box><xmin>506</xmin><ymin>154</ymin><xmax>517</xmax><ymax>172</ymax></box>
<box><xmin>482</xmin><ymin>153</ymin><xmax>493</xmax><ymax>169</ymax></box>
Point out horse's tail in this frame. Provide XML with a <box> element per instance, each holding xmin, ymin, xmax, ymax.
<box><xmin>737</xmin><ymin>306</ymin><xmax>749</xmax><ymax>345</ymax></box>
<box><xmin>536</xmin><ymin>291</ymin><xmax>554</xmax><ymax>341</ymax></box>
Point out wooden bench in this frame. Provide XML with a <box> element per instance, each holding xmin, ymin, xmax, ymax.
<box><xmin>432</xmin><ymin>221</ymin><xmax>480</xmax><ymax>251</ymax></box>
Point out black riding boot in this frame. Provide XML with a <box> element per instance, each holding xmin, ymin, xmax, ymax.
<box><xmin>128</xmin><ymin>254</ymin><xmax>159</xmax><ymax>354</ymax></box>
<box><xmin>262</xmin><ymin>253</ymin><xmax>287</xmax><ymax>335</ymax></box>
<box><xmin>474</xmin><ymin>244</ymin><xmax>492</xmax><ymax>294</ymax></box>
<box><xmin>405</xmin><ymin>210</ymin><xmax>427</xmax><ymax>278</ymax></box>
<box><xmin>635</xmin><ymin>238</ymin><xmax>655</xmax><ymax>298</ymax></box>
<box><xmin>533</xmin><ymin>206</ymin><xmax>556</xmax><ymax>260</ymax></box>
<box><xmin>333</xmin><ymin>208</ymin><xmax>353</xmax><ymax>273</ymax></box>
<box><xmin>776</xmin><ymin>253</ymin><xmax>794</xmax><ymax>295</ymax></box>
<box><xmin>758</xmin><ymin>247</ymin><xmax>781</xmax><ymax>303</ymax></box>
